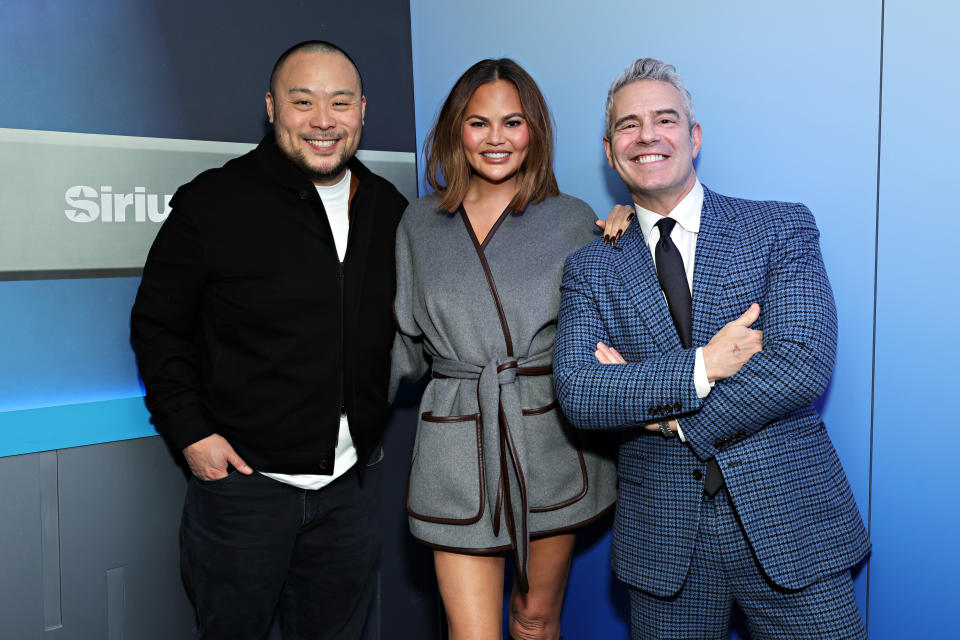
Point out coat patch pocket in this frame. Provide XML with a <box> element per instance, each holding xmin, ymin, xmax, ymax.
<box><xmin>523</xmin><ymin>402</ymin><xmax>588</xmax><ymax>512</ymax></box>
<box><xmin>407</xmin><ymin>411</ymin><xmax>485</xmax><ymax>524</ymax></box>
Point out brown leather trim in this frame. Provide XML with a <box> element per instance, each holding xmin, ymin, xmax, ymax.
<box><xmin>459</xmin><ymin>207</ymin><xmax>515</xmax><ymax>357</ymax></box>
<box><xmin>499</xmin><ymin>402</ymin><xmax>530</xmax><ymax>593</ymax></box>
<box><xmin>524</xmin><ymin>404</ymin><xmax>588</xmax><ymax>512</ymax></box>
<box><xmin>493</xmin><ymin>450</ymin><xmax>503</xmax><ymax>537</ymax></box>
<box><xmin>420</xmin><ymin>411</ymin><xmax>478</xmax><ymax>423</ymax></box>
<box><xmin>517</xmin><ymin>365</ymin><xmax>552</xmax><ymax>376</ymax></box>
<box><xmin>406</xmin><ymin>413</ymin><xmax>486</xmax><ymax>525</ymax></box>
<box><xmin>530</xmin><ymin>502</ymin><xmax>616</xmax><ymax>540</ymax></box>
<box><xmin>408</xmin><ymin>503</ymin><xmax>616</xmax><ymax>553</ymax></box>
<box><xmin>521</xmin><ymin>400</ymin><xmax>557</xmax><ymax>416</ymax></box>
<box><xmin>410</xmin><ymin>536</ymin><xmax>513</xmax><ymax>555</ymax></box>
<box><xmin>530</xmin><ymin>445</ymin><xmax>587</xmax><ymax>512</ymax></box>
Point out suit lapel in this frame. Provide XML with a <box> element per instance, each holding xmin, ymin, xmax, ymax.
<box><xmin>612</xmin><ymin>222</ymin><xmax>682</xmax><ymax>352</ymax></box>
<box><xmin>691</xmin><ymin>187</ymin><xmax>737</xmax><ymax>344</ymax></box>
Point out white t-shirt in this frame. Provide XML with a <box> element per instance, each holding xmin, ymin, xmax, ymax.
<box><xmin>261</xmin><ymin>169</ymin><xmax>358</xmax><ymax>490</ymax></box>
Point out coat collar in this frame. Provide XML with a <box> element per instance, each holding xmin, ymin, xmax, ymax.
<box><xmin>612</xmin><ymin>185</ymin><xmax>738</xmax><ymax>348</ymax></box>
<box><xmin>253</xmin><ymin>132</ymin><xmax>373</xmax><ymax>194</ymax></box>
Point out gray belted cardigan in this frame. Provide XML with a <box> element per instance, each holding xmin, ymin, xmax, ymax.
<box><xmin>390</xmin><ymin>193</ymin><xmax>616</xmax><ymax>591</ymax></box>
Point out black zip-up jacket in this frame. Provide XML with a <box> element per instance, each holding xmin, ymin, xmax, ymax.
<box><xmin>131</xmin><ymin>134</ymin><xmax>407</xmax><ymax>474</ymax></box>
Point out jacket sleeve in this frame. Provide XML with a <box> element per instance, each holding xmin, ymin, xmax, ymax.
<box><xmin>388</xmin><ymin>215</ymin><xmax>428</xmax><ymax>403</ymax></box>
<box><xmin>553</xmin><ymin>250</ymin><xmax>703</xmax><ymax>430</ymax></box>
<box><xmin>680</xmin><ymin>204</ymin><xmax>837</xmax><ymax>461</ymax></box>
<box><xmin>130</xmin><ymin>200</ymin><xmax>213</xmax><ymax>451</ymax></box>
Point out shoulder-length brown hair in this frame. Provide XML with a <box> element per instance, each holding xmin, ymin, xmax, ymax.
<box><xmin>423</xmin><ymin>58</ymin><xmax>560</xmax><ymax>213</ymax></box>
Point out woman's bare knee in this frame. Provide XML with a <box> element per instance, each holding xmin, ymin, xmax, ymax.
<box><xmin>509</xmin><ymin>604</ymin><xmax>559</xmax><ymax>640</ymax></box>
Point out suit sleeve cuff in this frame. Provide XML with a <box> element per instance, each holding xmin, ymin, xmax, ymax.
<box><xmin>694</xmin><ymin>347</ymin><xmax>714</xmax><ymax>398</ymax></box>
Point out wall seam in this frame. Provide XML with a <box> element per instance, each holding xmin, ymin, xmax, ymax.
<box><xmin>865</xmin><ymin>0</ymin><xmax>886</xmax><ymax>632</ymax></box>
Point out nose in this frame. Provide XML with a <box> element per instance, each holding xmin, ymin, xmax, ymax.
<box><xmin>309</xmin><ymin>106</ymin><xmax>336</xmax><ymax>130</ymax></box>
<box><xmin>636</xmin><ymin>120</ymin><xmax>659</xmax><ymax>144</ymax></box>
<box><xmin>486</xmin><ymin>123</ymin><xmax>505</xmax><ymax>145</ymax></box>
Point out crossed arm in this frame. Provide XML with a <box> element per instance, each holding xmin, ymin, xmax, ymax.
<box><xmin>553</xmin><ymin>206</ymin><xmax>836</xmax><ymax>461</ymax></box>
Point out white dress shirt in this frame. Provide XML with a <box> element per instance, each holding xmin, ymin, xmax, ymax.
<box><xmin>632</xmin><ymin>180</ymin><xmax>713</xmax><ymax>439</ymax></box>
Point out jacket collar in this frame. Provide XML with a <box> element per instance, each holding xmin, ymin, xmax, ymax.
<box><xmin>253</xmin><ymin>132</ymin><xmax>372</xmax><ymax>193</ymax></box>
<box><xmin>612</xmin><ymin>184</ymin><xmax>738</xmax><ymax>349</ymax></box>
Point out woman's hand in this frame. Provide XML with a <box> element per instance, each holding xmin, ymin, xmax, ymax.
<box><xmin>594</xmin><ymin>204</ymin><xmax>635</xmax><ymax>245</ymax></box>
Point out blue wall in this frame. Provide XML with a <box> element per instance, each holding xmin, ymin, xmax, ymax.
<box><xmin>410</xmin><ymin>0</ymin><xmax>955</xmax><ymax>637</ymax></box>
<box><xmin>870</xmin><ymin>0</ymin><xmax>960</xmax><ymax>634</ymax></box>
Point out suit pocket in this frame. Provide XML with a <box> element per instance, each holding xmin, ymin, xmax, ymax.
<box><xmin>407</xmin><ymin>412</ymin><xmax>485</xmax><ymax>524</ymax></box>
<box><xmin>523</xmin><ymin>402</ymin><xmax>588</xmax><ymax>512</ymax></box>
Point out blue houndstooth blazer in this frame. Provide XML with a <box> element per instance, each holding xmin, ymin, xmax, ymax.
<box><xmin>553</xmin><ymin>186</ymin><xmax>869</xmax><ymax>596</ymax></box>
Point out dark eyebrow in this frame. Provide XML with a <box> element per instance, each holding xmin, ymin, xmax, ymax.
<box><xmin>464</xmin><ymin>112</ymin><xmax>525</xmax><ymax>122</ymax></box>
<box><xmin>287</xmin><ymin>87</ymin><xmax>357</xmax><ymax>98</ymax></box>
<box><xmin>613</xmin><ymin>114</ymin><xmax>639</xmax><ymax>129</ymax></box>
<box><xmin>614</xmin><ymin>108</ymin><xmax>682</xmax><ymax>129</ymax></box>
<box><xmin>653</xmin><ymin>109</ymin><xmax>681</xmax><ymax>119</ymax></box>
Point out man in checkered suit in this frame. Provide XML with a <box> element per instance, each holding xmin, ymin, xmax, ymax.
<box><xmin>553</xmin><ymin>58</ymin><xmax>870</xmax><ymax>639</ymax></box>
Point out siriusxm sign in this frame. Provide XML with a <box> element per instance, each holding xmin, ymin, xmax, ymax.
<box><xmin>0</xmin><ymin>129</ymin><xmax>416</xmax><ymax>280</ymax></box>
<box><xmin>64</xmin><ymin>186</ymin><xmax>173</xmax><ymax>224</ymax></box>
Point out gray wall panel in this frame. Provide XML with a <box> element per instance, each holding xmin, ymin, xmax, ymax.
<box><xmin>0</xmin><ymin>452</ymin><xmax>47</xmax><ymax>639</ymax></box>
<box><xmin>56</xmin><ymin>437</ymin><xmax>194</xmax><ymax>639</ymax></box>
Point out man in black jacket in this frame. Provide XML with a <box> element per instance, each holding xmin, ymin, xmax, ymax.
<box><xmin>131</xmin><ymin>41</ymin><xmax>407</xmax><ymax>640</ymax></box>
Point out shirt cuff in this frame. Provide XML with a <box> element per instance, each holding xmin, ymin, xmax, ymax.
<box><xmin>694</xmin><ymin>347</ymin><xmax>714</xmax><ymax>398</ymax></box>
<box><xmin>676</xmin><ymin>421</ymin><xmax>686</xmax><ymax>442</ymax></box>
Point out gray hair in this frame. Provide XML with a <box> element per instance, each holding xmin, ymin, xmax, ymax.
<box><xmin>604</xmin><ymin>58</ymin><xmax>696</xmax><ymax>138</ymax></box>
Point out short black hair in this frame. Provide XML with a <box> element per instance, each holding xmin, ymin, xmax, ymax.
<box><xmin>268</xmin><ymin>40</ymin><xmax>364</xmax><ymax>96</ymax></box>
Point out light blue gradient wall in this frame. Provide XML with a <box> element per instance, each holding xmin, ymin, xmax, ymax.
<box><xmin>870</xmin><ymin>0</ymin><xmax>960</xmax><ymax>635</ymax></box>
<box><xmin>411</xmin><ymin>0</ymin><xmax>880</xmax><ymax>636</ymax></box>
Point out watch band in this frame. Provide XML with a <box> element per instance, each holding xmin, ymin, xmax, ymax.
<box><xmin>658</xmin><ymin>420</ymin><xmax>676</xmax><ymax>439</ymax></box>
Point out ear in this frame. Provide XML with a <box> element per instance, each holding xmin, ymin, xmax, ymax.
<box><xmin>603</xmin><ymin>136</ymin><xmax>614</xmax><ymax>168</ymax></box>
<box><xmin>360</xmin><ymin>95</ymin><xmax>367</xmax><ymax>126</ymax></box>
<box><xmin>265</xmin><ymin>92</ymin><xmax>275</xmax><ymax>124</ymax></box>
<box><xmin>690</xmin><ymin>122</ymin><xmax>702</xmax><ymax>159</ymax></box>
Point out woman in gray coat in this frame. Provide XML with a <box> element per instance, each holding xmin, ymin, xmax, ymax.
<box><xmin>391</xmin><ymin>59</ymin><xmax>618</xmax><ymax>640</ymax></box>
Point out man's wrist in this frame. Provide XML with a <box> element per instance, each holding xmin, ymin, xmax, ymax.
<box><xmin>694</xmin><ymin>347</ymin><xmax>715</xmax><ymax>397</ymax></box>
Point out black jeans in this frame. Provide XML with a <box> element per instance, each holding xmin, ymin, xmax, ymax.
<box><xmin>180</xmin><ymin>455</ymin><xmax>383</xmax><ymax>640</ymax></box>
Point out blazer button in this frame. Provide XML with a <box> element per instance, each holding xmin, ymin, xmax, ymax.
<box><xmin>649</xmin><ymin>406</ymin><xmax>660</xmax><ymax>416</ymax></box>
<box><xmin>692</xmin><ymin>469</ymin><xmax>703</xmax><ymax>481</ymax></box>
<box><xmin>318</xmin><ymin>460</ymin><xmax>329</xmax><ymax>470</ymax></box>
<box><xmin>673</xmin><ymin>402</ymin><xmax>682</xmax><ymax>411</ymax></box>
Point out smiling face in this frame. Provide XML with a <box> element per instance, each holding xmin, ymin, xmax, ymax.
<box><xmin>603</xmin><ymin>79</ymin><xmax>702</xmax><ymax>214</ymax></box>
<box><xmin>265</xmin><ymin>50</ymin><xmax>366</xmax><ymax>186</ymax></box>
<box><xmin>460</xmin><ymin>80</ymin><xmax>530</xmax><ymax>189</ymax></box>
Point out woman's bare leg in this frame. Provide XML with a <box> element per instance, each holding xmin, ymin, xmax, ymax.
<box><xmin>508</xmin><ymin>533</ymin><xmax>576</xmax><ymax>640</ymax></box>
<box><xmin>434</xmin><ymin>550</ymin><xmax>506</xmax><ymax>640</ymax></box>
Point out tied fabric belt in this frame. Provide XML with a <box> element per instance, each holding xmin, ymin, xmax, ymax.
<box><xmin>431</xmin><ymin>352</ymin><xmax>552</xmax><ymax>594</ymax></box>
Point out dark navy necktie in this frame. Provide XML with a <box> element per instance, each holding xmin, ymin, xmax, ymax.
<box><xmin>654</xmin><ymin>217</ymin><xmax>723</xmax><ymax>496</ymax></box>
<box><xmin>654</xmin><ymin>218</ymin><xmax>692</xmax><ymax>348</ymax></box>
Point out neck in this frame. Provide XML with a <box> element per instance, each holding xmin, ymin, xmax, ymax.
<box><xmin>631</xmin><ymin>174</ymin><xmax>696</xmax><ymax>216</ymax></box>
<box><xmin>464</xmin><ymin>173</ymin><xmax>519</xmax><ymax>207</ymax></box>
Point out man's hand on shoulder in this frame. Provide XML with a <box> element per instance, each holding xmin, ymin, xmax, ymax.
<box><xmin>183</xmin><ymin>433</ymin><xmax>253</xmax><ymax>481</ymax></box>
<box><xmin>703</xmin><ymin>303</ymin><xmax>763</xmax><ymax>382</ymax></box>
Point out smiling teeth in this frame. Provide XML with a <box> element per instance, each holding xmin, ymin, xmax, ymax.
<box><xmin>483</xmin><ymin>152</ymin><xmax>509</xmax><ymax>158</ymax></box>
<box><xmin>307</xmin><ymin>139</ymin><xmax>337</xmax><ymax>148</ymax></box>
<box><xmin>636</xmin><ymin>155</ymin><xmax>665</xmax><ymax>163</ymax></box>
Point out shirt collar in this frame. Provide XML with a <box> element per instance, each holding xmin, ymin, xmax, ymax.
<box><xmin>635</xmin><ymin>180</ymin><xmax>704</xmax><ymax>241</ymax></box>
